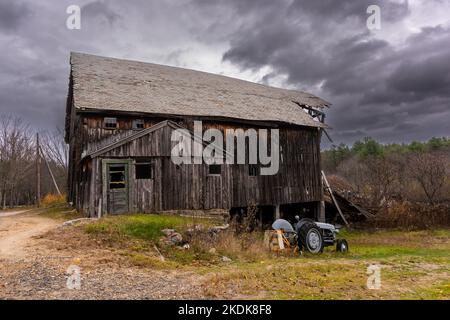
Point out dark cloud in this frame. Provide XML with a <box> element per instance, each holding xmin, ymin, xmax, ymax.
<box><xmin>290</xmin><ymin>0</ymin><xmax>409</xmax><ymax>21</ymax></box>
<box><xmin>0</xmin><ymin>0</ymin><xmax>448</xmax><ymax>147</ymax></box>
<box><xmin>0</xmin><ymin>1</ymin><xmax>31</xmax><ymax>31</ymax></box>
<box><xmin>220</xmin><ymin>0</ymin><xmax>450</xmax><ymax>146</ymax></box>
<box><xmin>82</xmin><ymin>1</ymin><xmax>121</xmax><ymax>27</ymax></box>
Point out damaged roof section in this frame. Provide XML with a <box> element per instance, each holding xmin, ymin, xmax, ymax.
<box><xmin>70</xmin><ymin>52</ymin><xmax>330</xmax><ymax>128</ymax></box>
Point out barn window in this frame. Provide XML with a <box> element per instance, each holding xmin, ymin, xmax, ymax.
<box><xmin>208</xmin><ymin>164</ymin><xmax>221</xmax><ymax>175</ymax></box>
<box><xmin>133</xmin><ymin>119</ymin><xmax>145</xmax><ymax>130</ymax></box>
<box><xmin>248</xmin><ymin>164</ymin><xmax>260</xmax><ymax>176</ymax></box>
<box><xmin>135</xmin><ymin>161</ymin><xmax>153</xmax><ymax>179</ymax></box>
<box><xmin>104</xmin><ymin>117</ymin><xmax>117</xmax><ymax>129</ymax></box>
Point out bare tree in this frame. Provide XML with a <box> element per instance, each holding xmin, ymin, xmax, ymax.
<box><xmin>40</xmin><ymin>128</ymin><xmax>68</xmax><ymax>170</ymax></box>
<box><xmin>337</xmin><ymin>154</ymin><xmax>401</xmax><ymax>207</ymax></box>
<box><xmin>408</xmin><ymin>152</ymin><xmax>447</xmax><ymax>204</ymax></box>
<box><xmin>0</xmin><ymin>115</ymin><xmax>35</xmax><ymax>208</ymax></box>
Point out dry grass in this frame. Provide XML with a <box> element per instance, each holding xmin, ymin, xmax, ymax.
<box><xmin>40</xmin><ymin>210</ymin><xmax>450</xmax><ymax>299</ymax></box>
<box><xmin>367</xmin><ymin>201</ymin><xmax>450</xmax><ymax>229</ymax></box>
<box><xmin>188</xmin><ymin>230</ymin><xmax>272</xmax><ymax>262</ymax></box>
<box><xmin>41</xmin><ymin>193</ymin><xmax>67</xmax><ymax>207</ymax></box>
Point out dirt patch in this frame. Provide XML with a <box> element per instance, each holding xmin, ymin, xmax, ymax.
<box><xmin>0</xmin><ymin>211</ymin><xmax>58</xmax><ymax>259</ymax></box>
<box><xmin>0</xmin><ymin>210</ymin><xmax>209</xmax><ymax>299</ymax></box>
<box><xmin>0</xmin><ymin>209</ymin><xmax>33</xmax><ymax>218</ymax></box>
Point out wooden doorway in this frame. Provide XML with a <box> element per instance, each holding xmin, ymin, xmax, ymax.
<box><xmin>105</xmin><ymin>161</ymin><xmax>130</xmax><ymax>214</ymax></box>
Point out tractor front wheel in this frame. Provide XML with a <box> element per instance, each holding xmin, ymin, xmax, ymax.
<box><xmin>336</xmin><ymin>238</ymin><xmax>349</xmax><ymax>252</ymax></box>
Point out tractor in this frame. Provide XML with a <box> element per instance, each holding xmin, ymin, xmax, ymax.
<box><xmin>268</xmin><ymin>216</ymin><xmax>348</xmax><ymax>254</ymax></box>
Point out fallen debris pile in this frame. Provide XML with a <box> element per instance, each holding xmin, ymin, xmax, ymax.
<box><xmin>324</xmin><ymin>174</ymin><xmax>374</xmax><ymax>224</ymax></box>
<box><xmin>159</xmin><ymin>224</ymin><xmax>234</xmax><ymax>262</ymax></box>
<box><xmin>161</xmin><ymin>229</ymin><xmax>184</xmax><ymax>246</ymax></box>
<box><xmin>160</xmin><ymin>224</ymin><xmax>230</xmax><ymax>248</ymax></box>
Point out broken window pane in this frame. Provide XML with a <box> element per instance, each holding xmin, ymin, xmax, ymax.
<box><xmin>109</xmin><ymin>165</ymin><xmax>126</xmax><ymax>189</ymax></box>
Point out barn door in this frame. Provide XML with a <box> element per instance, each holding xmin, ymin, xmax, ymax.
<box><xmin>106</xmin><ymin>163</ymin><xmax>129</xmax><ymax>214</ymax></box>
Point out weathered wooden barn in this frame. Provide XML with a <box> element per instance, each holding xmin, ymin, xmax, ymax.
<box><xmin>65</xmin><ymin>52</ymin><xmax>330</xmax><ymax>221</ymax></box>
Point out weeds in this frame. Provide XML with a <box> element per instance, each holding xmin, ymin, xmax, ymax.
<box><xmin>39</xmin><ymin>193</ymin><xmax>81</xmax><ymax>220</ymax></box>
<box><xmin>41</xmin><ymin>193</ymin><xmax>67</xmax><ymax>208</ymax></box>
<box><xmin>51</xmin><ymin>210</ymin><xmax>450</xmax><ymax>299</ymax></box>
<box><xmin>366</xmin><ymin>201</ymin><xmax>450</xmax><ymax>229</ymax></box>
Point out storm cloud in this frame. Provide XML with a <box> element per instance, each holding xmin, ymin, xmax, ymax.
<box><xmin>0</xmin><ymin>0</ymin><xmax>449</xmax><ymax>146</ymax></box>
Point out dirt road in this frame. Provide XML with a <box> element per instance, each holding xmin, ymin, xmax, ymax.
<box><xmin>0</xmin><ymin>211</ymin><xmax>58</xmax><ymax>258</ymax></box>
<box><xmin>0</xmin><ymin>210</ymin><xmax>206</xmax><ymax>299</ymax></box>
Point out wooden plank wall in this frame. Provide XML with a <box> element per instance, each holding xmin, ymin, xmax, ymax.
<box><xmin>68</xmin><ymin>113</ymin><xmax>322</xmax><ymax>215</ymax></box>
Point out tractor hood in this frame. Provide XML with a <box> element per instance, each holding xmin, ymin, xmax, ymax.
<box><xmin>315</xmin><ymin>222</ymin><xmax>339</xmax><ymax>233</ymax></box>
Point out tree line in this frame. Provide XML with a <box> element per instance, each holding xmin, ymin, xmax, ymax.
<box><xmin>322</xmin><ymin>137</ymin><xmax>450</xmax><ymax>206</ymax></box>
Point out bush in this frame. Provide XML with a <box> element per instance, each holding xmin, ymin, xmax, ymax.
<box><xmin>41</xmin><ymin>193</ymin><xmax>67</xmax><ymax>207</ymax></box>
<box><xmin>366</xmin><ymin>201</ymin><xmax>450</xmax><ymax>229</ymax></box>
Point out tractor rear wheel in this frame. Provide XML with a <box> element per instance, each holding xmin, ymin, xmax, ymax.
<box><xmin>298</xmin><ymin>222</ymin><xmax>324</xmax><ymax>254</ymax></box>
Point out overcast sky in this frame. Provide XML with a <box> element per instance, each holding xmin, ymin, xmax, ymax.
<box><xmin>1</xmin><ymin>0</ymin><xmax>449</xmax><ymax>146</ymax></box>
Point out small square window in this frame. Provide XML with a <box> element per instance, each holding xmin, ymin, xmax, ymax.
<box><xmin>104</xmin><ymin>117</ymin><xmax>117</xmax><ymax>129</ymax></box>
<box><xmin>133</xmin><ymin>119</ymin><xmax>145</xmax><ymax>130</ymax></box>
<box><xmin>208</xmin><ymin>164</ymin><xmax>221</xmax><ymax>175</ymax></box>
<box><xmin>248</xmin><ymin>164</ymin><xmax>260</xmax><ymax>176</ymax></box>
<box><xmin>135</xmin><ymin>162</ymin><xmax>153</xmax><ymax>179</ymax></box>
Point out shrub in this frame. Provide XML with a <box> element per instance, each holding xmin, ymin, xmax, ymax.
<box><xmin>41</xmin><ymin>193</ymin><xmax>67</xmax><ymax>207</ymax></box>
<box><xmin>366</xmin><ymin>201</ymin><xmax>450</xmax><ymax>229</ymax></box>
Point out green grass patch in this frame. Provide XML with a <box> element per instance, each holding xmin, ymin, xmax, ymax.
<box><xmin>83</xmin><ymin>213</ymin><xmax>222</xmax><ymax>267</ymax></box>
<box><xmin>84</xmin><ymin>213</ymin><xmax>200</xmax><ymax>241</ymax></box>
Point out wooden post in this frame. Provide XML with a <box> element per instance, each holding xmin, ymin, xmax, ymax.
<box><xmin>318</xmin><ymin>200</ymin><xmax>326</xmax><ymax>222</ymax></box>
<box><xmin>275</xmin><ymin>205</ymin><xmax>280</xmax><ymax>220</ymax></box>
<box><xmin>36</xmin><ymin>133</ymin><xmax>41</xmax><ymax>207</ymax></box>
<box><xmin>259</xmin><ymin>209</ymin><xmax>263</xmax><ymax>230</ymax></box>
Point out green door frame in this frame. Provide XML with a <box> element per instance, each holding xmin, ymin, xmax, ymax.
<box><xmin>102</xmin><ymin>159</ymin><xmax>134</xmax><ymax>215</ymax></box>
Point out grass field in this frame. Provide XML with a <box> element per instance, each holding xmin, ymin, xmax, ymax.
<box><xmin>68</xmin><ymin>214</ymin><xmax>449</xmax><ymax>299</ymax></box>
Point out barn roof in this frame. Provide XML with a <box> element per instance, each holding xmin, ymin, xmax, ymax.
<box><xmin>70</xmin><ymin>52</ymin><xmax>330</xmax><ymax>128</ymax></box>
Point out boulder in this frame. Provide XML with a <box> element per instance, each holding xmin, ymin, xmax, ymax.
<box><xmin>221</xmin><ymin>256</ymin><xmax>232</xmax><ymax>262</ymax></box>
<box><xmin>161</xmin><ymin>229</ymin><xmax>176</xmax><ymax>236</ymax></box>
<box><xmin>168</xmin><ymin>232</ymin><xmax>183</xmax><ymax>245</ymax></box>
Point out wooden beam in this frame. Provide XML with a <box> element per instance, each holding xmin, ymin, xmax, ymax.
<box><xmin>39</xmin><ymin>146</ymin><xmax>62</xmax><ymax>195</ymax></box>
<box><xmin>321</xmin><ymin>171</ymin><xmax>349</xmax><ymax>226</ymax></box>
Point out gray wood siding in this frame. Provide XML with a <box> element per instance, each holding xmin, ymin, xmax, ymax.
<box><xmin>68</xmin><ymin>113</ymin><xmax>323</xmax><ymax>216</ymax></box>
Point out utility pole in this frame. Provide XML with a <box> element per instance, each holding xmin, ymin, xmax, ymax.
<box><xmin>36</xmin><ymin>133</ymin><xmax>41</xmax><ymax>207</ymax></box>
